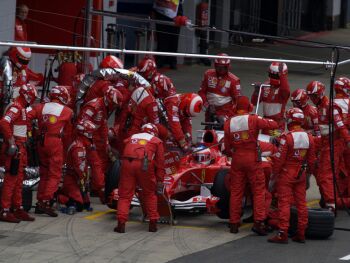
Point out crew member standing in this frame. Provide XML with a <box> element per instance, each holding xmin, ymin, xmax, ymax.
<box><xmin>32</xmin><ymin>86</ymin><xmax>73</xmax><ymax>217</ymax></box>
<box><xmin>251</xmin><ymin>62</ymin><xmax>290</xmax><ymax>134</ymax></box>
<box><xmin>268</xmin><ymin>108</ymin><xmax>316</xmax><ymax>244</ymax></box>
<box><xmin>0</xmin><ymin>84</ymin><xmax>37</xmax><ymax>223</ymax></box>
<box><xmin>15</xmin><ymin>4</ymin><xmax>29</xmax><ymax>41</ymax></box>
<box><xmin>115</xmin><ymin>123</ymin><xmax>165</xmax><ymax>233</ymax></box>
<box><xmin>198</xmin><ymin>53</ymin><xmax>241</xmax><ymax>124</ymax></box>
<box><xmin>306</xmin><ymin>80</ymin><xmax>350</xmax><ymax>212</ymax></box>
<box><xmin>224</xmin><ymin>96</ymin><xmax>278</xmax><ymax>234</ymax></box>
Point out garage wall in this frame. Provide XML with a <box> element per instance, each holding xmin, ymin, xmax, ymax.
<box><xmin>0</xmin><ymin>0</ymin><xmax>16</xmax><ymax>55</ymax></box>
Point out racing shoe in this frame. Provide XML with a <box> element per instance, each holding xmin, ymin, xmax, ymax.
<box><xmin>0</xmin><ymin>209</ymin><xmax>21</xmax><ymax>223</ymax></box>
<box><xmin>229</xmin><ymin>223</ymin><xmax>239</xmax><ymax>234</ymax></box>
<box><xmin>252</xmin><ymin>221</ymin><xmax>267</xmax><ymax>236</ymax></box>
<box><xmin>35</xmin><ymin>201</ymin><xmax>58</xmax><ymax>217</ymax></box>
<box><xmin>13</xmin><ymin>208</ymin><xmax>35</xmax><ymax>221</ymax></box>
<box><xmin>149</xmin><ymin>220</ymin><xmax>158</xmax><ymax>232</ymax></box>
<box><xmin>291</xmin><ymin>231</ymin><xmax>306</xmax><ymax>243</ymax></box>
<box><xmin>268</xmin><ymin>230</ymin><xmax>288</xmax><ymax>244</ymax></box>
<box><xmin>114</xmin><ymin>222</ymin><xmax>126</xmax><ymax>233</ymax></box>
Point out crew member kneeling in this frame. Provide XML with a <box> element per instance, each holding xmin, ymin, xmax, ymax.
<box><xmin>224</xmin><ymin>96</ymin><xmax>278</xmax><ymax>235</ymax></box>
<box><xmin>268</xmin><ymin>108</ymin><xmax>316</xmax><ymax>244</ymax></box>
<box><xmin>115</xmin><ymin>123</ymin><xmax>165</xmax><ymax>233</ymax></box>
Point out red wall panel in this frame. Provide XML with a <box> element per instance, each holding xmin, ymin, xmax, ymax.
<box><xmin>20</xmin><ymin>0</ymin><xmax>102</xmax><ymax>53</ymax></box>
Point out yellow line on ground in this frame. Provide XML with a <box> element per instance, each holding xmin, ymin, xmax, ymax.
<box><xmin>84</xmin><ymin>209</ymin><xmax>115</xmax><ymax>220</ymax></box>
<box><xmin>306</xmin><ymin>199</ymin><xmax>320</xmax><ymax>207</ymax></box>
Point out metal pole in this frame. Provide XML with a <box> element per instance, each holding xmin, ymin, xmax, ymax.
<box><xmin>83</xmin><ymin>0</ymin><xmax>93</xmax><ymax>73</ymax></box>
<box><xmin>252</xmin><ymin>83</ymin><xmax>270</xmax><ymax>114</ymax></box>
<box><xmin>0</xmin><ymin>41</ymin><xmax>335</xmax><ymax>66</ymax></box>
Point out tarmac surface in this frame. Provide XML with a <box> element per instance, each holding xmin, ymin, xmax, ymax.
<box><xmin>1</xmin><ymin>28</ymin><xmax>350</xmax><ymax>263</ymax></box>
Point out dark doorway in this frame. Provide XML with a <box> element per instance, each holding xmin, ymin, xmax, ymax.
<box><xmin>259</xmin><ymin>0</ymin><xmax>278</xmax><ymax>36</ymax></box>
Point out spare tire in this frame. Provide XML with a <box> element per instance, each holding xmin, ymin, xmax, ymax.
<box><xmin>211</xmin><ymin>169</ymin><xmax>230</xmax><ymax>219</ymax></box>
<box><xmin>104</xmin><ymin>159</ymin><xmax>121</xmax><ymax>201</ymax></box>
<box><xmin>289</xmin><ymin>207</ymin><xmax>335</xmax><ymax>239</ymax></box>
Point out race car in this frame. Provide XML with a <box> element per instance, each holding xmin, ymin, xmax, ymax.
<box><xmin>105</xmin><ymin>127</ymin><xmax>231</xmax><ymax>222</ymax></box>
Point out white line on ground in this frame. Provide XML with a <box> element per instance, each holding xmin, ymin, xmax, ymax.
<box><xmin>340</xmin><ymin>255</ymin><xmax>350</xmax><ymax>261</ymax></box>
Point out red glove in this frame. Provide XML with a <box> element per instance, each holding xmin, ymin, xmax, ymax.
<box><xmin>174</xmin><ymin>16</ymin><xmax>188</xmax><ymax>27</ymax></box>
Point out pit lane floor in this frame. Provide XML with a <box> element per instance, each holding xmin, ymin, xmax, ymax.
<box><xmin>0</xmin><ymin>178</ymin><xmax>344</xmax><ymax>263</ymax></box>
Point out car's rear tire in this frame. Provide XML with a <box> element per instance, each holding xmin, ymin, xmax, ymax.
<box><xmin>211</xmin><ymin>169</ymin><xmax>230</xmax><ymax>219</ymax></box>
<box><xmin>105</xmin><ymin>159</ymin><xmax>121</xmax><ymax>202</ymax></box>
<box><xmin>289</xmin><ymin>207</ymin><xmax>335</xmax><ymax>239</ymax></box>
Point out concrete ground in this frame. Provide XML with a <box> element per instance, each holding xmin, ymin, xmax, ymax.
<box><xmin>1</xmin><ymin>29</ymin><xmax>350</xmax><ymax>263</ymax></box>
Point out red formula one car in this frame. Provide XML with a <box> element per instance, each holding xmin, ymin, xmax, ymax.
<box><xmin>105</xmin><ymin>128</ymin><xmax>231</xmax><ymax>222</ymax></box>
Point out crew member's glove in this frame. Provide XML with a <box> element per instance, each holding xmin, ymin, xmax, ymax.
<box><xmin>269</xmin><ymin>129</ymin><xmax>281</xmax><ymax>137</ymax></box>
<box><xmin>157</xmin><ymin>181</ymin><xmax>164</xmax><ymax>195</ymax></box>
<box><xmin>79</xmin><ymin>178</ymin><xmax>86</xmax><ymax>193</ymax></box>
<box><xmin>253</xmin><ymin>82</ymin><xmax>262</xmax><ymax>92</ymax></box>
<box><xmin>7</xmin><ymin>137</ymin><xmax>18</xmax><ymax>156</ymax></box>
<box><xmin>174</xmin><ymin>16</ymin><xmax>188</xmax><ymax>27</ymax></box>
<box><xmin>179</xmin><ymin>139</ymin><xmax>191</xmax><ymax>153</ymax></box>
<box><xmin>268</xmin><ymin>178</ymin><xmax>275</xmax><ymax>193</ymax></box>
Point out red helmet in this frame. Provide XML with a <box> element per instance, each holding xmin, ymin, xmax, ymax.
<box><xmin>76</xmin><ymin>119</ymin><xmax>98</xmax><ymax>138</ymax></box>
<box><xmin>306</xmin><ymin>80</ymin><xmax>325</xmax><ymax>105</ymax></box>
<box><xmin>334</xmin><ymin>77</ymin><xmax>350</xmax><ymax>97</ymax></box>
<box><xmin>214</xmin><ymin>53</ymin><xmax>230</xmax><ymax>76</ymax></box>
<box><xmin>141</xmin><ymin>123</ymin><xmax>159</xmax><ymax>137</ymax></box>
<box><xmin>179</xmin><ymin>93</ymin><xmax>203</xmax><ymax>117</ymax></box>
<box><xmin>9</xmin><ymin>47</ymin><xmax>31</xmax><ymax>69</ymax></box>
<box><xmin>49</xmin><ymin>86</ymin><xmax>70</xmax><ymax>105</ymax></box>
<box><xmin>104</xmin><ymin>87</ymin><xmax>123</xmax><ymax>109</ymax></box>
<box><xmin>100</xmin><ymin>55</ymin><xmax>124</xmax><ymax>69</ymax></box>
<box><xmin>137</xmin><ymin>57</ymin><xmax>157</xmax><ymax>80</ymax></box>
<box><xmin>19</xmin><ymin>84</ymin><xmax>37</xmax><ymax>105</ymax></box>
<box><xmin>290</xmin><ymin>89</ymin><xmax>309</xmax><ymax>108</ymax></box>
<box><xmin>214</xmin><ymin>53</ymin><xmax>230</xmax><ymax>66</ymax></box>
<box><xmin>236</xmin><ymin>96</ymin><xmax>253</xmax><ymax>113</ymax></box>
<box><xmin>286</xmin><ymin>107</ymin><xmax>305</xmax><ymax>125</ymax></box>
<box><xmin>268</xmin><ymin>62</ymin><xmax>288</xmax><ymax>86</ymax></box>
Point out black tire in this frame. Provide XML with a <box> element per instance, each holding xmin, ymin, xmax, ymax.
<box><xmin>22</xmin><ymin>188</ymin><xmax>33</xmax><ymax>212</ymax></box>
<box><xmin>211</xmin><ymin>169</ymin><xmax>230</xmax><ymax>219</ymax></box>
<box><xmin>289</xmin><ymin>207</ymin><xmax>335</xmax><ymax>239</ymax></box>
<box><xmin>104</xmin><ymin>159</ymin><xmax>121</xmax><ymax>201</ymax></box>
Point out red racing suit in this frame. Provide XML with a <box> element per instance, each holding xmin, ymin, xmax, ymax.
<box><xmin>334</xmin><ymin>96</ymin><xmax>350</xmax><ymax>204</ymax></box>
<box><xmin>300</xmin><ymin>104</ymin><xmax>320</xmax><ymax>136</ymax></box>
<box><xmin>272</xmin><ymin>128</ymin><xmax>316</xmax><ymax>233</ymax></box>
<box><xmin>59</xmin><ymin>136</ymin><xmax>91</xmax><ymax>205</ymax></box>
<box><xmin>316</xmin><ymin>96</ymin><xmax>350</xmax><ymax>209</ymax></box>
<box><xmin>77</xmin><ymin>98</ymin><xmax>109</xmax><ymax>192</ymax></box>
<box><xmin>117</xmin><ymin>132</ymin><xmax>165</xmax><ymax>223</ymax></box>
<box><xmin>0</xmin><ymin>98</ymin><xmax>29</xmax><ymax>209</ymax></box>
<box><xmin>163</xmin><ymin>94</ymin><xmax>192</xmax><ymax>147</ymax></box>
<box><xmin>30</xmin><ymin>101</ymin><xmax>73</xmax><ymax>202</ymax></box>
<box><xmin>126</xmin><ymin>86</ymin><xmax>160</xmax><ymax>136</ymax></box>
<box><xmin>251</xmin><ymin>75</ymin><xmax>290</xmax><ymax>132</ymax></box>
<box><xmin>82</xmin><ymin>79</ymin><xmax>111</xmax><ymax>105</ymax></box>
<box><xmin>15</xmin><ymin>17</ymin><xmax>27</xmax><ymax>41</ymax></box>
<box><xmin>199</xmin><ymin>69</ymin><xmax>241</xmax><ymax>122</ymax></box>
<box><xmin>224</xmin><ymin>113</ymin><xmax>278</xmax><ymax>224</ymax></box>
